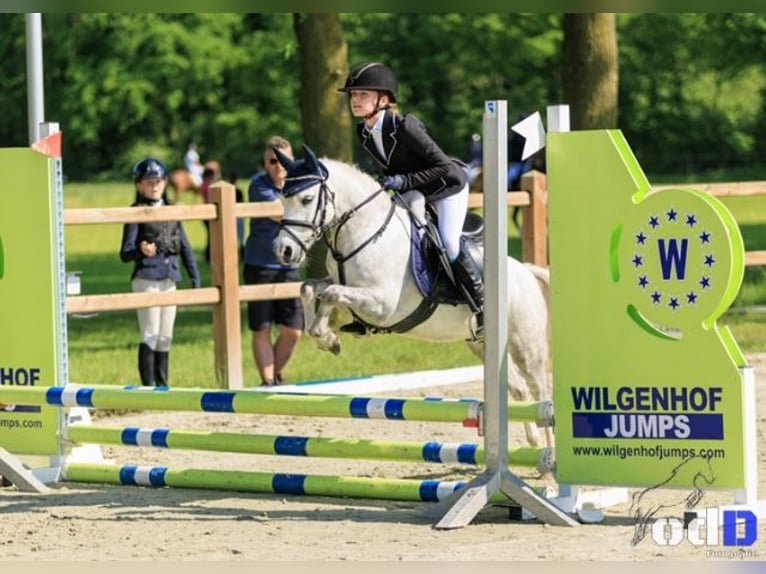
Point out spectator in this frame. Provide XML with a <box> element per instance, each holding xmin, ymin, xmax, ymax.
<box><xmin>466</xmin><ymin>132</ymin><xmax>482</xmax><ymax>187</ymax></box>
<box><xmin>242</xmin><ymin>136</ymin><xmax>304</xmax><ymax>386</ymax></box>
<box><xmin>119</xmin><ymin>158</ymin><xmax>201</xmax><ymax>387</ymax></box>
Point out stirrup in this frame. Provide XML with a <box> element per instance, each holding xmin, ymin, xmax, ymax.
<box><xmin>469</xmin><ymin>312</ymin><xmax>485</xmax><ymax>342</ymax></box>
<box><xmin>340</xmin><ymin>321</ymin><xmax>368</xmax><ymax>336</ymax></box>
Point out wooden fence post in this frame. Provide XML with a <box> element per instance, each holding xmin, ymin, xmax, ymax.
<box><xmin>208</xmin><ymin>182</ymin><xmax>243</xmax><ymax>389</ymax></box>
<box><xmin>520</xmin><ymin>170</ymin><xmax>548</xmax><ymax>267</ymax></box>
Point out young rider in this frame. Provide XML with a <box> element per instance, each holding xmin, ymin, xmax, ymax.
<box><xmin>119</xmin><ymin>158</ymin><xmax>201</xmax><ymax>386</ymax></box>
<box><xmin>338</xmin><ymin>62</ymin><xmax>485</xmax><ymax>339</ymax></box>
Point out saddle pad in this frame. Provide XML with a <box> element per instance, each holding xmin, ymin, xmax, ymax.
<box><xmin>410</xmin><ymin>219</ymin><xmax>432</xmax><ymax>298</ymax></box>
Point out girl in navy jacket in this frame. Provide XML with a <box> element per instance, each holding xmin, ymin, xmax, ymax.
<box><xmin>120</xmin><ymin>157</ymin><xmax>200</xmax><ymax>386</ymax></box>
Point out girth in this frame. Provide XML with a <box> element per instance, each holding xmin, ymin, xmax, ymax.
<box><xmin>349</xmin><ymin>295</ymin><xmax>440</xmax><ymax>335</ymax></box>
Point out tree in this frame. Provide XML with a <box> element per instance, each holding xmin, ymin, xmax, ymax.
<box><xmin>562</xmin><ymin>13</ymin><xmax>618</xmax><ymax>129</ymax></box>
<box><xmin>3</xmin><ymin>14</ymin><xmax>763</xmax><ymax>181</ymax></box>
<box><xmin>618</xmin><ymin>13</ymin><xmax>766</xmax><ymax>174</ymax></box>
<box><xmin>293</xmin><ymin>13</ymin><xmax>352</xmax><ymax>279</ymax></box>
<box><xmin>293</xmin><ymin>13</ymin><xmax>352</xmax><ymax>161</ymax></box>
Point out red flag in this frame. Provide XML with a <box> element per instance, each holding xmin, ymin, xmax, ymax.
<box><xmin>31</xmin><ymin>131</ymin><xmax>62</xmax><ymax>158</ymax></box>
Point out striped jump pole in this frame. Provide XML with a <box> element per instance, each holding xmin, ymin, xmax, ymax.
<box><xmin>0</xmin><ymin>385</ymin><xmax>553</xmax><ymax>426</ymax></box>
<box><xmin>66</xmin><ymin>425</ymin><xmax>554</xmax><ymax>473</ymax></box>
<box><xmin>63</xmin><ymin>462</ymin><xmax>553</xmax><ymax>504</ymax></box>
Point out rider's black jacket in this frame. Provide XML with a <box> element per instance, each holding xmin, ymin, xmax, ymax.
<box><xmin>356</xmin><ymin>109</ymin><xmax>467</xmax><ymax>202</ymax></box>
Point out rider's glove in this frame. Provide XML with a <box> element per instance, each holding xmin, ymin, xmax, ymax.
<box><xmin>379</xmin><ymin>174</ymin><xmax>406</xmax><ymax>192</ymax></box>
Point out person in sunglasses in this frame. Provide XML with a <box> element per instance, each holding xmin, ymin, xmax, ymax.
<box><xmin>242</xmin><ymin>136</ymin><xmax>304</xmax><ymax>386</ymax></box>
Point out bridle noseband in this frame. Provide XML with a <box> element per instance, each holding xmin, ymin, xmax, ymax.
<box><xmin>279</xmin><ymin>174</ymin><xmax>335</xmax><ymax>258</ymax></box>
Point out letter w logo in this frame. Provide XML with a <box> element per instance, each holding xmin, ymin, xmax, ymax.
<box><xmin>658</xmin><ymin>238</ymin><xmax>688</xmax><ymax>280</ymax></box>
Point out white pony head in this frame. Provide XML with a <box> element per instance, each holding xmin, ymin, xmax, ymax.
<box><xmin>273</xmin><ymin>144</ymin><xmax>383</xmax><ymax>266</ymax></box>
<box><xmin>273</xmin><ymin>143</ymin><xmax>335</xmax><ymax>265</ymax></box>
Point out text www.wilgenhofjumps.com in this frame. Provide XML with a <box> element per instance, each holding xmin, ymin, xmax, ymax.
<box><xmin>572</xmin><ymin>444</ymin><xmax>726</xmax><ymax>461</ymax></box>
<box><xmin>0</xmin><ymin>418</ymin><xmax>43</xmax><ymax>430</ymax></box>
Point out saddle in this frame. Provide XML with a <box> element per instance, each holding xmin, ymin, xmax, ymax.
<box><xmin>412</xmin><ymin>206</ymin><xmax>484</xmax><ymax>305</ymax></box>
<box><xmin>342</xmin><ymin>201</ymin><xmax>484</xmax><ymax>336</ymax></box>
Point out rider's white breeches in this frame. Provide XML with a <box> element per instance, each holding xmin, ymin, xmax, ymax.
<box><xmin>433</xmin><ymin>183</ymin><xmax>469</xmax><ymax>261</ymax></box>
<box><xmin>132</xmin><ymin>277</ymin><xmax>177</xmax><ymax>352</ymax></box>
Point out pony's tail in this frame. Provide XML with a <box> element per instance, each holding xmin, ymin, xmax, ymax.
<box><xmin>524</xmin><ymin>263</ymin><xmax>554</xmax><ymax>447</ymax></box>
<box><xmin>525</xmin><ymin>263</ymin><xmax>550</xmax><ymax>311</ymax></box>
<box><xmin>525</xmin><ymin>262</ymin><xmax>552</xmax><ymax>369</ymax></box>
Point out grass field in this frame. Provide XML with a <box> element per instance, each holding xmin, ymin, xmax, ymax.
<box><xmin>63</xmin><ymin>179</ymin><xmax>766</xmax><ymax>389</ymax></box>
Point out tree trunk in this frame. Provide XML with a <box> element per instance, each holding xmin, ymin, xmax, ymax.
<box><xmin>562</xmin><ymin>13</ymin><xmax>618</xmax><ymax>129</ymax></box>
<box><xmin>293</xmin><ymin>13</ymin><xmax>352</xmax><ymax>160</ymax></box>
<box><xmin>293</xmin><ymin>13</ymin><xmax>353</xmax><ymax>277</ymax></box>
<box><xmin>293</xmin><ymin>14</ymin><xmax>352</xmax><ymax>279</ymax></box>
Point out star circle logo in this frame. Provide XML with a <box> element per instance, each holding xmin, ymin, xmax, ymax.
<box><xmin>629</xmin><ymin>206</ymin><xmax>715</xmax><ymax>312</ymax></box>
<box><xmin>617</xmin><ymin>188</ymin><xmax>742</xmax><ymax>330</ymax></box>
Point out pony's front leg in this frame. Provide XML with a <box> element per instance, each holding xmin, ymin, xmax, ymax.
<box><xmin>314</xmin><ymin>283</ymin><xmax>388</xmax><ymax>354</ymax></box>
<box><xmin>301</xmin><ymin>278</ymin><xmax>341</xmax><ymax>354</ymax></box>
<box><xmin>316</xmin><ymin>283</ymin><xmax>386</xmax><ymax>317</ymax></box>
<box><xmin>300</xmin><ymin>277</ymin><xmax>334</xmax><ymax>332</ymax></box>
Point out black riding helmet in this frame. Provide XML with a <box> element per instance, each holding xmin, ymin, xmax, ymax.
<box><xmin>338</xmin><ymin>62</ymin><xmax>397</xmax><ymax>103</ymax></box>
<box><xmin>133</xmin><ymin>158</ymin><xmax>168</xmax><ymax>182</ymax></box>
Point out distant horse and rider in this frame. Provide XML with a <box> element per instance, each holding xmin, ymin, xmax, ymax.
<box><xmin>168</xmin><ymin>142</ymin><xmax>222</xmax><ymax>202</ymax></box>
<box><xmin>168</xmin><ymin>161</ymin><xmax>222</xmax><ymax>201</ymax></box>
<box><xmin>273</xmin><ymin>144</ymin><xmax>553</xmax><ymax>448</ymax></box>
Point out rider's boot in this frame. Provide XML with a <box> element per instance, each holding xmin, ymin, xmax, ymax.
<box><xmin>138</xmin><ymin>343</ymin><xmax>156</xmax><ymax>387</ymax></box>
<box><xmin>450</xmin><ymin>243</ymin><xmax>485</xmax><ymax>341</ymax></box>
<box><xmin>155</xmin><ymin>351</ymin><xmax>170</xmax><ymax>387</ymax></box>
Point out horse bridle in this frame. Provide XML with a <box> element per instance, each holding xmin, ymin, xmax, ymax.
<box><xmin>279</xmin><ymin>176</ymin><xmax>397</xmax><ymax>284</ymax></box>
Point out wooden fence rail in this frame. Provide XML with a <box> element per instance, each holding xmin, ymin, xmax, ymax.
<box><xmin>653</xmin><ymin>181</ymin><xmax>766</xmax><ymax>266</ymax></box>
<box><xmin>64</xmin><ymin>174</ymin><xmax>765</xmax><ymax>388</ymax></box>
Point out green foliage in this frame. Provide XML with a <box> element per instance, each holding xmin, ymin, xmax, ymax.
<box><xmin>7</xmin><ymin>13</ymin><xmax>302</xmax><ymax>181</ymax></box>
<box><xmin>618</xmin><ymin>13</ymin><xmax>766</xmax><ymax>175</ymax></box>
<box><xmin>2</xmin><ymin>14</ymin><xmax>766</xmax><ymax>187</ymax></box>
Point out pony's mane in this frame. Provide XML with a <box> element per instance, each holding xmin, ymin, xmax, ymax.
<box><xmin>321</xmin><ymin>158</ymin><xmax>379</xmax><ymax>193</ymax></box>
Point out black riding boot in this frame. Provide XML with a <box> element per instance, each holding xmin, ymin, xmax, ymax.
<box><xmin>155</xmin><ymin>351</ymin><xmax>169</xmax><ymax>387</ymax></box>
<box><xmin>138</xmin><ymin>343</ymin><xmax>156</xmax><ymax>386</ymax></box>
<box><xmin>450</xmin><ymin>246</ymin><xmax>485</xmax><ymax>340</ymax></box>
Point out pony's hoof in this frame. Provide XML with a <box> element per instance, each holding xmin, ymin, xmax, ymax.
<box><xmin>330</xmin><ymin>341</ymin><xmax>342</xmax><ymax>355</ymax></box>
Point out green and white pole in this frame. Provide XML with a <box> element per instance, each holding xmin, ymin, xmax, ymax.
<box><xmin>63</xmin><ymin>462</ymin><xmax>552</xmax><ymax>504</ymax></box>
<box><xmin>66</xmin><ymin>424</ymin><xmax>552</xmax><ymax>472</ymax></box>
<box><xmin>0</xmin><ymin>384</ymin><xmax>551</xmax><ymax>426</ymax></box>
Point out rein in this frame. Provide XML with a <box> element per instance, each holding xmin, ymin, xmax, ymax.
<box><xmin>280</xmin><ymin>180</ymin><xmax>396</xmax><ymax>284</ymax></box>
<box><xmin>281</xmin><ymin>171</ymin><xmax>445</xmax><ymax>336</ymax></box>
<box><xmin>329</xmin><ymin>187</ymin><xmax>396</xmax><ymax>285</ymax></box>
